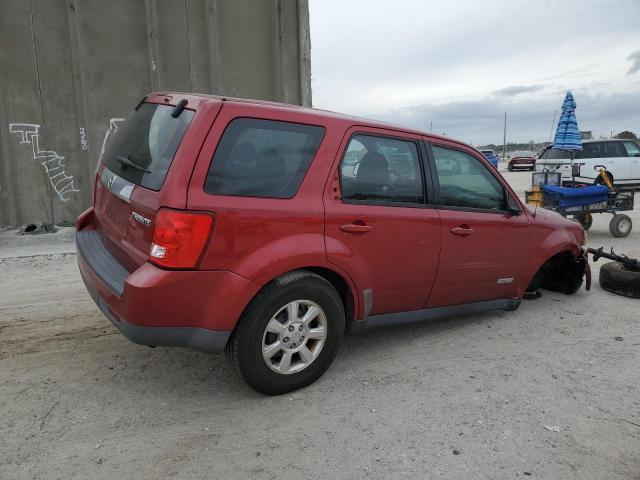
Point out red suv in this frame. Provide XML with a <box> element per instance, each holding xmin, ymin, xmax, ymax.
<box><xmin>77</xmin><ymin>93</ymin><xmax>589</xmax><ymax>394</ymax></box>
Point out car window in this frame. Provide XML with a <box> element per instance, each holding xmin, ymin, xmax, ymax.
<box><xmin>102</xmin><ymin>103</ymin><xmax>194</xmax><ymax>191</ymax></box>
<box><xmin>205</xmin><ymin>118</ymin><xmax>324</xmax><ymax>198</ymax></box>
<box><xmin>340</xmin><ymin>134</ymin><xmax>424</xmax><ymax>205</ymax></box>
<box><xmin>577</xmin><ymin>142</ymin><xmax>627</xmax><ymax>159</ymax></box>
<box><xmin>432</xmin><ymin>146</ymin><xmax>505</xmax><ymax>211</ymax></box>
<box><xmin>540</xmin><ymin>148</ymin><xmax>571</xmax><ymax>160</ymax></box>
<box><xmin>623</xmin><ymin>142</ymin><xmax>640</xmax><ymax>157</ymax></box>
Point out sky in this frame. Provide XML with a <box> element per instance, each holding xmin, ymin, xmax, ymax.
<box><xmin>309</xmin><ymin>0</ymin><xmax>640</xmax><ymax>146</ymax></box>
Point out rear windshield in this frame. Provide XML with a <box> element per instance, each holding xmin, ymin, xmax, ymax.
<box><xmin>480</xmin><ymin>150</ymin><xmax>494</xmax><ymax>155</ymax></box>
<box><xmin>539</xmin><ymin>148</ymin><xmax>571</xmax><ymax>160</ymax></box>
<box><xmin>205</xmin><ymin>118</ymin><xmax>325</xmax><ymax>198</ymax></box>
<box><xmin>102</xmin><ymin>103</ymin><xmax>194</xmax><ymax>191</ymax></box>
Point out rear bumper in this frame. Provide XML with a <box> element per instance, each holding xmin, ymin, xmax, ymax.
<box><xmin>76</xmin><ymin>210</ymin><xmax>261</xmax><ymax>353</ymax></box>
<box><xmin>509</xmin><ymin>162</ymin><xmax>535</xmax><ymax>168</ymax></box>
<box><xmin>80</xmin><ymin>270</ymin><xmax>230</xmax><ymax>352</ymax></box>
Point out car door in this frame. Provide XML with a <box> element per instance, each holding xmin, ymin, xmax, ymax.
<box><xmin>325</xmin><ymin>128</ymin><xmax>441</xmax><ymax>316</ymax></box>
<box><xmin>595</xmin><ymin>141</ymin><xmax>631</xmax><ymax>182</ymax></box>
<box><xmin>425</xmin><ymin>142</ymin><xmax>530</xmax><ymax>308</ymax></box>
<box><xmin>622</xmin><ymin>141</ymin><xmax>640</xmax><ymax>183</ymax></box>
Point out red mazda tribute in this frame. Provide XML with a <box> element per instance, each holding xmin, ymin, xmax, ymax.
<box><xmin>76</xmin><ymin>93</ymin><xmax>589</xmax><ymax>394</ymax></box>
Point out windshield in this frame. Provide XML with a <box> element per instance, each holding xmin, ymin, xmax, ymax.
<box><xmin>480</xmin><ymin>150</ymin><xmax>494</xmax><ymax>155</ymax></box>
<box><xmin>102</xmin><ymin>103</ymin><xmax>194</xmax><ymax>190</ymax></box>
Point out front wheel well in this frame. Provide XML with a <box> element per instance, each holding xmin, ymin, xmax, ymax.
<box><xmin>527</xmin><ymin>250</ymin><xmax>585</xmax><ymax>295</ymax></box>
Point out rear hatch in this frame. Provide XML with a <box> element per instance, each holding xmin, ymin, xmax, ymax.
<box><xmin>93</xmin><ymin>99</ymin><xmax>198</xmax><ymax>271</ymax></box>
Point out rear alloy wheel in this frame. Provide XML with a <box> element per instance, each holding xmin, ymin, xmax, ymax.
<box><xmin>227</xmin><ymin>271</ymin><xmax>344</xmax><ymax>395</ymax></box>
<box><xmin>609</xmin><ymin>214</ymin><xmax>632</xmax><ymax>238</ymax></box>
<box><xmin>261</xmin><ymin>300</ymin><xmax>328</xmax><ymax>374</ymax></box>
<box><xmin>599</xmin><ymin>261</ymin><xmax>640</xmax><ymax>298</ymax></box>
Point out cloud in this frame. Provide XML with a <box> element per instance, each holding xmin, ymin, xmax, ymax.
<box><xmin>628</xmin><ymin>50</ymin><xmax>640</xmax><ymax>75</ymax></box>
<box><xmin>492</xmin><ymin>85</ymin><xmax>546</xmax><ymax>97</ymax></box>
<box><xmin>382</xmin><ymin>90</ymin><xmax>640</xmax><ymax>145</ymax></box>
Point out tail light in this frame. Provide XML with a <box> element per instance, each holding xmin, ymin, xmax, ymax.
<box><xmin>150</xmin><ymin>208</ymin><xmax>214</xmax><ymax>269</ymax></box>
<box><xmin>572</xmin><ymin>162</ymin><xmax>584</xmax><ymax>176</ymax></box>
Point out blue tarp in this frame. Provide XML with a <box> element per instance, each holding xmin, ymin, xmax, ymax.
<box><xmin>542</xmin><ymin>185</ymin><xmax>609</xmax><ymax>207</ymax></box>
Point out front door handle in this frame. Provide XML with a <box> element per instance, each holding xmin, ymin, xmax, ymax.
<box><xmin>340</xmin><ymin>223</ymin><xmax>373</xmax><ymax>233</ymax></box>
<box><xmin>450</xmin><ymin>225</ymin><xmax>474</xmax><ymax>236</ymax></box>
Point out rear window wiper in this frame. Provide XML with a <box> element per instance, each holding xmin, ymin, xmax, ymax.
<box><xmin>116</xmin><ymin>154</ymin><xmax>150</xmax><ymax>173</ymax></box>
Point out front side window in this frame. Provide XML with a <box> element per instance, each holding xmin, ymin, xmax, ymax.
<box><xmin>205</xmin><ymin>118</ymin><xmax>324</xmax><ymax>198</ymax></box>
<box><xmin>432</xmin><ymin>146</ymin><xmax>505</xmax><ymax>211</ymax></box>
<box><xmin>340</xmin><ymin>134</ymin><xmax>424</xmax><ymax>205</ymax></box>
<box><xmin>623</xmin><ymin>142</ymin><xmax>640</xmax><ymax>157</ymax></box>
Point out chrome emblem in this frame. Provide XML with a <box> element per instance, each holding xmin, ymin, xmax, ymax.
<box><xmin>107</xmin><ymin>175</ymin><xmax>117</xmax><ymax>188</ymax></box>
<box><xmin>131</xmin><ymin>212</ymin><xmax>152</xmax><ymax>227</ymax></box>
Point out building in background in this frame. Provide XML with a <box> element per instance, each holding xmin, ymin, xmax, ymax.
<box><xmin>0</xmin><ymin>0</ymin><xmax>311</xmax><ymax>227</ymax></box>
<box><xmin>580</xmin><ymin>131</ymin><xmax>593</xmax><ymax>140</ymax></box>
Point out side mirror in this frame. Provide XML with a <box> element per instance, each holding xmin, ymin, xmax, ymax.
<box><xmin>508</xmin><ymin>206</ymin><xmax>522</xmax><ymax>216</ymax></box>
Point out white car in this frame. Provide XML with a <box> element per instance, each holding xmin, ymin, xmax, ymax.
<box><xmin>535</xmin><ymin>139</ymin><xmax>640</xmax><ymax>187</ymax></box>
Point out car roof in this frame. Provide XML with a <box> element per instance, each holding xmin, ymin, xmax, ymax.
<box><xmin>152</xmin><ymin>91</ymin><xmax>477</xmax><ymax>152</ymax></box>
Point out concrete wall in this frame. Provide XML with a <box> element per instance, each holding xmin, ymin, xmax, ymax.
<box><xmin>0</xmin><ymin>0</ymin><xmax>311</xmax><ymax>227</ymax></box>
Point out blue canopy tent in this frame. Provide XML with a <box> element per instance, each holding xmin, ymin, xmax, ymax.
<box><xmin>552</xmin><ymin>91</ymin><xmax>583</xmax><ymax>183</ymax></box>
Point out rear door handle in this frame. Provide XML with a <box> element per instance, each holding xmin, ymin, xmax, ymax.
<box><xmin>450</xmin><ymin>226</ymin><xmax>474</xmax><ymax>236</ymax></box>
<box><xmin>340</xmin><ymin>223</ymin><xmax>373</xmax><ymax>233</ymax></box>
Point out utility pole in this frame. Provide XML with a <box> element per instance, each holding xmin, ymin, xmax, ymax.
<box><xmin>429</xmin><ymin>121</ymin><xmax>433</xmax><ymax>132</ymax></box>
<box><xmin>548</xmin><ymin>110</ymin><xmax>557</xmax><ymax>143</ymax></box>
<box><xmin>502</xmin><ymin>112</ymin><xmax>507</xmax><ymax>163</ymax></box>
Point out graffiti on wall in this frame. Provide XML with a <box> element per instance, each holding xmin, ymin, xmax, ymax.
<box><xmin>99</xmin><ymin>118</ymin><xmax>125</xmax><ymax>162</ymax></box>
<box><xmin>9</xmin><ymin>123</ymin><xmax>81</xmax><ymax>202</ymax></box>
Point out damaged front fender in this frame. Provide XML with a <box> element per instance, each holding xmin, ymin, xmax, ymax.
<box><xmin>528</xmin><ymin>250</ymin><xmax>590</xmax><ymax>295</ymax></box>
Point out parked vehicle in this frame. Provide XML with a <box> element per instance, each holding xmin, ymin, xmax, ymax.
<box><xmin>508</xmin><ymin>151</ymin><xmax>536</xmax><ymax>171</ymax></box>
<box><xmin>536</xmin><ymin>139</ymin><xmax>640</xmax><ymax>187</ymax></box>
<box><xmin>76</xmin><ymin>93</ymin><xmax>589</xmax><ymax>395</ymax></box>
<box><xmin>480</xmin><ymin>149</ymin><xmax>499</xmax><ymax>168</ymax></box>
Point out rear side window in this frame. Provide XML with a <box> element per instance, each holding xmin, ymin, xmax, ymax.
<box><xmin>577</xmin><ymin>142</ymin><xmax>626</xmax><ymax>159</ymax></box>
<box><xmin>205</xmin><ymin>118</ymin><xmax>324</xmax><ymax>198</ymax></box>
<box><xmin>102</xmin><ymin>103</ymin><xmax>194</xmax><ymax>191</ymax></box>
<box><xmin>340</xmin><ymin>134</ymin><xmax>424</xmax><ymax>205</ymax></box>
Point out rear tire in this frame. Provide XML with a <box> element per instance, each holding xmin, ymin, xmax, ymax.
<box><xmin>599</xmin><ymin>261</ymin><xmax>640</xmax><ymax>298</ymax></box>
<box><xmin>227</xmin><ymin>270</ymin><xmax>344</xmax><ymax>395</ymax></box>
<box><xmin>609</xmin><ymin>214</ymin><xmax>632</xmax><ymax>238</ymax></box>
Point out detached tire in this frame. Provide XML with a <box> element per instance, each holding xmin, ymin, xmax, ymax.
<box><xmin>599</xmin><ymin>261</ymin><xmax>640</xmax><ymax>298</ymax></box>
<box><xmin>227</xmin><ymin>270</ymin><xmax>344</xmax><ymax>395</ymax></box>
<box><xmin>609</xmin><ymin>214</ymin><xmax>632</xmax><ymax>238</ymax></box>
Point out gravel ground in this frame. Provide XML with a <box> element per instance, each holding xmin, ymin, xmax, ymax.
<box><xmin>1</xmin><ymin>171</ymin><xmax>639</xmax><ymax>479</ymax></box>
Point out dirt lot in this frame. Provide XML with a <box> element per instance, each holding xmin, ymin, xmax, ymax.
<box><xmin>1</xmin><ymin>171</ymin><xmax>639</xmax><ymax>480</ymax></box>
